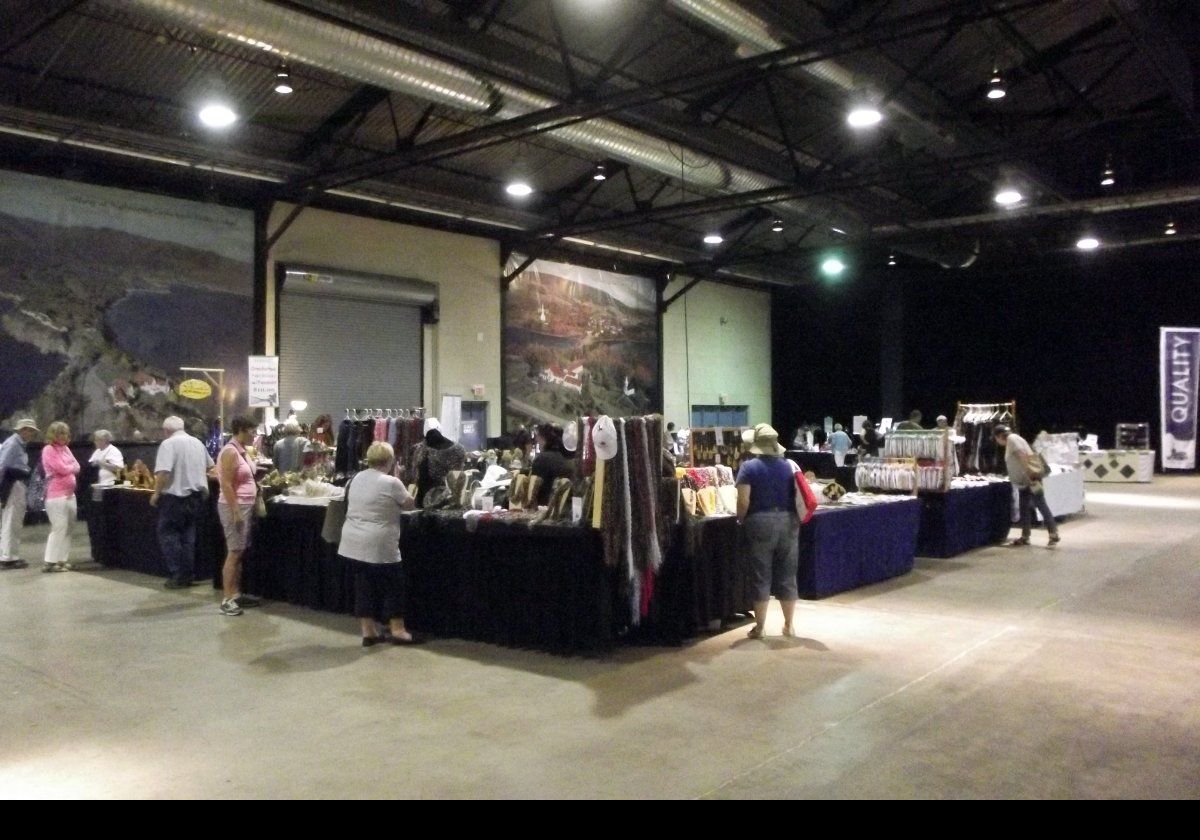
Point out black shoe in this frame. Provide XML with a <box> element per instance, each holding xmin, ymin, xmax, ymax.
<box><xmin>1048</xmin><ymin>534</ymin><xmax>1061</xmax><ymax>546</ymax></box>
<box><xmin>164</xmin><ymin>577</ymin><xmax>195</xmax><ymax>589</ymax></box>
<box><xmin>234</xmin><ymin>594</ymin><xmax>262</xmax><ymax>609</ymax></box>
<box><xmin>387</xmin><ymin>634</ymin><xmax>423</xmax><ymax>646</ymax></box>
<box><xmin>362</xmin><ymin>636</ymin><xmax>384</xmax><ymax>647</ymax></box>
<box><xmin>0</xmin><ymin>559</ymin><xmax>28</xmax><ymax>570</ymax></box>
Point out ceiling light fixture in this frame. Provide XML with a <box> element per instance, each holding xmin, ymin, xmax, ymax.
<box><xmin>830</xmin><ymin>227</ymin><xmax>847</xmax><ymax>235</ymax></box>
<box><xmin>888</xmin><ymin>254</ymin><xmax>897</xmax><ymax>266</ymax></box>
<box><xmin>987</xmin><ymin>67</ymin><xmax>1006</xmax><ymax>100</ymax></box>
<box><xmin>197</xmin><ymin>102</ymin><xmax>237</xmax><ymax>129</ymax></box>
<box><xmin>703</xmin><ymin>233</ymin><xmax>724</xmax><ymax>245</ymax></box>
<box><xmin>846</xmin><ymin>106</ymin><xmax>883</xmax><ymax>129</ymax></box>
<box><xmin>505</xmin><ymin>180</ymin><xmax>534</xmax><ymax>198</ymax></box>
<box><xmin>994</xmin><ymin>187</ymin><xmax>1023</xmax><ymax>207</ymax></box>
<box><xmin>1165</xmin><ymin>221</ymin><xmax>1177</xmax><ymax>236</ymax></box>
<box><xmin>274</xmin><ymin>65</ymin><xmax>293</xmax><ymax>95</ymax></box>
<box><xmin>771</xmin><ymin>220</ymin><xmax>784</xmax><ymax>233</ymax></box>
<box><xmin>592</xmin><ymin>163</ymin><xmax>608</xmax><ymax>181</ymax></box>
<box><xmin>821</xmin><ymin>257</ymin><xmax>846</xmax><ymax>276</ymax></box>
<box><xmin>1100</xmin><ymin>155</ymin><xmax>1115</xmax><ymax>187</ymax></box>
<box><xmin>1076</xmin><ymin>236</ymin><xmax>1100</xmax><ymax>251</ymax></box>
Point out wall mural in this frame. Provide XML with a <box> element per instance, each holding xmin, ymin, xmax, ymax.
<box><xmin>504</xmin><ymin>255</ymin><xmax>660</xmax><ymax>430</ymax></box>
<box><xmin>0</xmin><ymin>170</ymin><xmax>253</xmax><ymax>441</ymax></box>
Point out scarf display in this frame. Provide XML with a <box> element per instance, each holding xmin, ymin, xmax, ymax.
<box><xmin>335</xmin><ymin>415</ymin><xmax>426</xmax><ymax>481</ymax></box>
<box><xmin>954</xmin><ymin>402</ymin><xmax>1016</xmax><ymax>475</ymax></box>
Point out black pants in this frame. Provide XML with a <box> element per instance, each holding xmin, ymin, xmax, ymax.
<box><xmin>350</xmin><ymin>559</ymin><xmax>406</xmax><ymax>622</ymax></box>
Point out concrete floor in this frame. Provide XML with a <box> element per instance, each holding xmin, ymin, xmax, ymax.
<box><xmin>1</xmin><ymin>478</ymin><xmax>1198</xmax><ymax>799</ymax></box>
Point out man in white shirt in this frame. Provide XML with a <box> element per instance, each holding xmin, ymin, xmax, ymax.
<box><xmin>0</xmin><ymin>419</ymin><xmax>40</xmax><ymax>569</ymax></box>
<box><xmin>152</xmin><ymin>415</ymin><xmax>214</xmax><ymax>588</ymax></box>
<box><xmin>88</xmin><ymin>430</ymin><xmax>125</xmax><ymax>486</ymax></box>
<box><xmin>994</xmin><ymin>424</ymin><xmax>1060</xmax><ymax>548</ymax></box>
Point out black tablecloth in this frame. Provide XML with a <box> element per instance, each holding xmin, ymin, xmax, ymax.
<box><xmin>786</xmin><ymin>451</ymin><xmax>857</xmax><ymax>480</ymax></box>
<box><xmin>798</xmin><ymin>499</ymin><xmax>921</xmax><ymax>598</ymax></box>
<box><xmin>91</xmin><ymin>487</ymin><xmax>222</xmax><ymax>582</ymax></box>
<box><xmin>916</xmin><ymin>482</ymin><xmax>1012</xmax><ymax>558</ymax></box>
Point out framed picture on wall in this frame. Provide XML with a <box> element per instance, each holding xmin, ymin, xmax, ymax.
<box><xmin>503</xmin><ymin>254</ymin><xmax>661</xmax><ymax>430</ymax></box>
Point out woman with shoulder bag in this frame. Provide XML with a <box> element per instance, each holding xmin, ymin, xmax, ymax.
<box><xmin>217</xmin><ymin>416</ymin><xmax>263</xmax><ymax>616</ymax></box>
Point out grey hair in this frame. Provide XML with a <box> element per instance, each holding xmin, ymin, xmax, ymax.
<box><xmin>162</xmin><ymin>415</ymin><xmax>185</xmax><ymax>433</ymax></box>
<box><xmin>93</xmin><ymin>429</ymin><xmax>113</xmax><ymax>442</ymax></box>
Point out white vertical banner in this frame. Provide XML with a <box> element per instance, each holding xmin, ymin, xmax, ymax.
<box><xmin>440</xmin><ymin>393</ymin><xmax>462</xmax><ymax>443</ymax></box>
<box><xmin>248</xmin><ymin>355</ymin><xmax>279</xmax><ymax>408</ymax></box>
<box><xmin>1160</xmin><ymin>327</ymin><xmax>1200</xmax><ymax>470</ymax></box>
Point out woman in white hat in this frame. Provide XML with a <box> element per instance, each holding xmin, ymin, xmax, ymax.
<box><xmin>735</xmin><ymin>423</ymin><xmax>800</xmax><ymax>639</ymax></box>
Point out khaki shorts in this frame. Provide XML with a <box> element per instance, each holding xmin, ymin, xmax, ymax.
<box><xmin>218</xmin><ymin>503</ymin><xmax>254</xmax><ymax>553</ymax></box>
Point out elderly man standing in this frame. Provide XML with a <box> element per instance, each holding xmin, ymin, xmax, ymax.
<box><xmin>0</xmin><ymin>419</ymin><xmax>40</xmax><ymax>570</ymax></box>
<box><xmin>151</xmin><ymin>415</ymin><xmax>214</xmax><ymax>588</ymax></box>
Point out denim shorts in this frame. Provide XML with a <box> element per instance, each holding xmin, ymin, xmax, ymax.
<box><xmin>744</xmin><ymin>511</ymin><xmax>800</xmax><ymax>601</ymax></box>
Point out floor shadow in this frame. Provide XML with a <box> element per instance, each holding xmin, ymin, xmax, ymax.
<box><xmin>247</xmin><ymin>643</ymin><xmax>365</xmax><ymax>674</ymax></box>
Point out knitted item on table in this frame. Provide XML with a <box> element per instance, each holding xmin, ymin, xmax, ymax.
<box><xmin>715</xmin><ymin>465</ymin><xmax>735</xmax><ymax>486</ymax></box>
<box><xmin>617</xmin><ymin>419</ymin><xmax>641</xmax><ymax>624</ymax></box>
<box><xmin>686</xmin><ymin>468</ymin><xmax>710</xmax><ymax>489</ymax></box>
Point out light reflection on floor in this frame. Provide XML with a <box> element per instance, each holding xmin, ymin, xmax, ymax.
<box><xmin>1085</xmin><ymin>490</ymin><xmax>1200</xmax><ymax>510</ymax></box>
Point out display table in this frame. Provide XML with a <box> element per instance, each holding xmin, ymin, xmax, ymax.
<box><xmin>786</xmin><ymin>452</ymin><xmax>858</xmax><ymax>489</ymax></box>
<box><xmin>798</xmin><ymin>498</ymin><xmax>921</xmax><ymax>598</ymax></box>
<box><xmin>92</xmin><ymin>486</ymin><xmax>222</xmax><ymax>582</ymax></box>
<box><xmin>1080</xmin><ymin>450</ymin><xmax>1155</xmax><ymax>483</ymax></box>
<box><xmin>1034</xmin><ymin>467</ymin><xmax>1086</xmax><ymax>520</ymax></box>
<box><xmin>916</xmin><ymin>481</ymin><xmax>1012</xmax><ymax>558</ymax></box>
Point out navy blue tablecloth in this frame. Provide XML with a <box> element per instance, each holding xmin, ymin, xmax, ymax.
<box><xmin>916</xmin><ymin>482</ymin><xmax>1012</xmax><ymax>558</ymax></box>
<box><xmin>798</xmin><ymin>498</ymin><xmax>921</xmax><ymax>598</ymax></box>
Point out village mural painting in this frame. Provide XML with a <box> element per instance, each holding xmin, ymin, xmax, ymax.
<box><xmin>0</xmin><ymin>170</ymin><xmax>253</xmax><ymax>441</ymax></box>
<box><xmin>503</xmin><ymin>255</ymin><xmax>660</xmax><ymax>430</ymax></box>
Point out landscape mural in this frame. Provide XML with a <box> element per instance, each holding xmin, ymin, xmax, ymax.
<box><xmin>504</xmin><ymin>255</ymin><xmax>660</xmax><ymax>431</ymax></box>
<box><xmin>0</xmin><ymin>170</ymin><xmax>253</xmax><ymax>441</ymax></box>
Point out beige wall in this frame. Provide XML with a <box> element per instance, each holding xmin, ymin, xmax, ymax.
<box><xmin>661</xmin><ymin>277</ymin><xmax>772</xmax><ymax>429</ymax></box>
<box><xmin>266</xmin><ymin>204</ymin><xmax>502</xmax><ymax>433</ymax></box>
<box><xmin>264</xmin><ymin>205</ymin><xmax>771</xmax><ymax>437</ymax></box>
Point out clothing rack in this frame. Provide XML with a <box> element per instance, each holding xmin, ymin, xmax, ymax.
<box><xmin>954</xmin><ymin>400</ymin><xmax>1017</xmax><ymax>475</ymax></box>
<box><xmin>343</xmin><ymin>407</ymin><xmax>425</xmax><ymax>421</ymax></box>
<box><xmin>883</xmin><ymin>428</ymin><xmax>956</xmax><ymax>491</ymax></box>
<box><xmin>855</xmin><ymin>456</ymin><xmax>921</xmax><ymax>495</ymax></box>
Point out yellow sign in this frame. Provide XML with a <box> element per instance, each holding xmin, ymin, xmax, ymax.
<box><xmin>178</xmin><ymin>379</ymin><xmax>213</xmax><ymax>400</ymax></box>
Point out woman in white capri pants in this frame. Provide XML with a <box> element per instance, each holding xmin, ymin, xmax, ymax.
<box><xmin>41</xmin><ymin>421</ymin><xmax>80</xmax><ymax>572</ymax></box>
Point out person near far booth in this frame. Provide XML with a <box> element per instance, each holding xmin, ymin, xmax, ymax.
<box><xmin>152</xmin><ymin>415</ymin><xmax>215</xmax><ymax>589</ymax></box>
<box><xmin>41</xmin><ymin>421</ymin><xmax>81</xmax><ymax>573</ymax></box>
<box><xmin>860</xmin><ymin>420</ymin><xmax>883</xmax><ymax>457</ymax></box>
<box><xmin>338</xmin><ymin>441</ymin><xmax>419</xmax><ymax>646</ymax></box>
<box><xmin>0</xmin><ymin>419</ymin><xmax>40</xmax><ymax>570</ymax></box>
<box><xmin>828</xmin><ymin>424</ymin><xmax>853</xmax><ymax>467</ymax></box>
<box><xmin>273</xmin><ymin>419</ymin><xmax>306</xmax><ymax>474</ymax></box>
<box><xmin>735</xmin><ymin>423</ymin><xmax>799</xmax><ymax>641</ymax></box>
<box><xmin>935</xmin><ymin>415</ymin><xmax>951</xmax><ymax>430</ymax></box>
<box><xmin>217</xmin><ymin>416</ymin><xmax>263</xmax><ymax>617</ymax></box>
<box><xmin>88</xmin><ymin>430</ymin><xmax>124</xmax><ymax>487</ymax></box>
<box><xmin>994</xmin><ymin>424</ymin><xmax>1060</xmax><ymax>548</ymax></box>
<box><xmin>531</xmin><ymin>423</ymin><xmax>574</xmax><ymax>507</ymax></box>
<box><xmin>894</xmin><ymin>410</ymin><xmax>924</xmax><ymax>431</ymax></box>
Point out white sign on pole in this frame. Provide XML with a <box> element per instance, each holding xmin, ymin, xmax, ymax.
<box><xmin>440</xmin><ymin>393</ymin><xmax>462</xmax><ymax>443</ymax></box>
<box><xmin>248</xmin><ymin>356</ymin><xmax>279</xmax><ymax>408</ymax></box>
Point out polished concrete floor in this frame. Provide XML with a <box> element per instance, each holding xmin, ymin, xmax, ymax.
<box><xmin>1</xmin><ymin>478</ymin><xmax>1198</xmax><ymax>799</ymax></box>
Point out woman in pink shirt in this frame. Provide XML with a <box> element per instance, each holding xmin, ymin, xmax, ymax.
<box><xmin>217</xmin><ymin>416</ymin><xmax>262</xmax><ymax>616</ymax></box>
<box><xmin>41</xmin><ymin>421</ymin><xmax>80</xmax><ymax>572</ymax></box>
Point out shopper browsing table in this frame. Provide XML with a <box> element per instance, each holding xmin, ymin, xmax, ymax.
<box><xmin>41</xmin><ymin>421</ymin><xmax>80</xmax><ymax>573</ymax></box>
<box><xmin>0</xmin><ymin>419</ymin><xmax>39</xmax><ymax>570</ymax></box>
<box><xmin>88</xmin><ymin>430</ymin><xmax>124</xmax><ymax>487</ymax></box>
<box><xmin>736</xmin><ymin>423</ymin><xmax>800</xmax><ymax>640</ymax></box>
<box><xmin>217</xmin><ymin>416</ymin><xmax>262</xmax><ymax>616</ymax></box>
<box><xmin>273</xmin><ymin>419</ymin><xmax>306</xmax><ymax>474</ymax></box>
<box><xmin>994</xmin><ymin>425</ymin><xmax>1060</xmax><ymax>548</ymax></box>
<box><xmin>338</xmin><ymin>441</ymin><xmax>419</xmax><ymax>646</ymax></box>
<box><xmin>828</xmin><ymin>423</ymin><xmax>852</xmax><ymax>467</ymax></box>
<box><xmin>531</xmin><ymin>423</ymin><xmax>574</xmax><ymax>506</ymax></box>
<box><xmin>151</xmin><ymin>415</ymin><xmax>215</xmax><ymax>588</ymax></box>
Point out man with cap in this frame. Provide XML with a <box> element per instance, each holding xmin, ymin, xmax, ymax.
<box><xmin>735</xmin><ymin>423</ymin><xmax>800</xmax><ymax>639</ymax></box>
<box><xmin>0</xmin><ymin>419</ymin><xmax>40</xmax><ymax>569</ymax></box>
<box><xmin>152</xmin><ymin>415</ymin><xmax>215</xmax><ymax>588</ymax></box>
<box><xmin>935</xmin><ymin>415</ymin><xmax>951</xmax><ymax>431</ymax></box>
<box><xmin>993</xmin><ymin>424</ymin><xmax>1060</xmax><ymax>548</ymax></box>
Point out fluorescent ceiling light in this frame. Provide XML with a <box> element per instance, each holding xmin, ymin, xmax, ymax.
<box><xmin>505</xmin><ymin>180</ymin><xmax>533</xmax><ymax>197</ymax></box>
<box><xmin>821</xmin><ymin>257</ymin><xmax>846</xmax><ymax>276</ymax></box>
<box><xmin>198</xmin><ymin>103</ymin><xmax>237</xmax><ymax>129</ymax></box>
<box><xmin>703</xmin><ymin>233</ymin><xmax>724</xmax><ymax>245</ymax></box>
<box><xmin>1076</xmin><ymin>236</ymin><xmax>1100</xmax><ymax>251</ymax></box>
<box><xmin>846</xmin><ymin>107</ymin><xmax>882</xmax><ymax>128</ymax></box>
<box><xmin>994</xmin><ymin>188</ymin><xmax>1023</xmax><ymax>206</ymax></box>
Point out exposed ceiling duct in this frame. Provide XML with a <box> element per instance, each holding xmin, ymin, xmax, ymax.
<box><xmin>119</xmin><ymin>0</ymin><xmax>858</xmax><ymax>237</ymax></box>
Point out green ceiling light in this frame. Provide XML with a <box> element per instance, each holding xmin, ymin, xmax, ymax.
<box><xmin>821</xmin><ymin>256</ymin><xmax>846</xmax><ymax>277</ymax></box>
